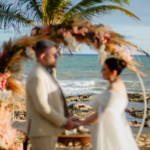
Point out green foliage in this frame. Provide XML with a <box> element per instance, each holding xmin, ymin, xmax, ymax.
<box><xmin>0</xmin><ymin>0</ymin><xmax>139</xmax><ymax>31</ymax></box>
<box><xmin>0</xmin><ymin>1</ymin><xmax>35</xmax><ymax>31</ymax></box>
<box><xmin>42</xmin><ymin>0</ymin><xmax>71</xmax><ymax>24</ymax></box>
<box><xmin>20</xmin><ymin>0</ymin><xmax>43</xmax><ymax>21</ymax></box>
<box><xmin>105</xmin><ymin>0</ymin><xmax>130</xmax><ymax>5</ymax></box>
<box><xmin>72</xmin><ymin>5</ymin><xmax>140</xmax><ymax>20</ymax></box>
<box><xmin>62</xmin><ymin>0</ymin><xmax>135</xmax><ymax>21</ymax></box>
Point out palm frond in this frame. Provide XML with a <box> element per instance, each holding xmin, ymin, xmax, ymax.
<box><xmin>104</xmin><ymin>0</ymin><xmax>130</xmax><ymax>5</ymax></box>
<box><xmin>19</xmin><ymin>0</ymin><xmax>43</xmax><ymax>21</ymax></box>
<box><xmin>62</xmin><ymin>0</ymin><xmax>132</xmax><ymax>21</ymax></box>
<box><xmin>42</xmin><ymin>0</ymin><xmax>48</xmax><ymax>23</ymax></box>
<box><xmin>0</xmin><ymin>2</ymin><xmax>35</xmax><ymax>31</ymax></box>
<box><xmin>65</xmin><ymin>0</ymin><xmax>103</xmax><ymax>15</ymax></box>
<box><xmin>42</xmin><ymin>0</ymin><xmax>70</xmax><ymax>24</ymax></box>
<box><xmin>62</xmin><ymin>0</ymin><xmax>102</xmax><ymax>22</ymax></box>
<box><xmin>72</xmin><ymin>5</ymin><xmax>140</xmax><ymax>20</ymax></box>
<box><xmin>121</xmin><ymin>0</ymin><xmax>130</xmax><ymax>5</ymax></box>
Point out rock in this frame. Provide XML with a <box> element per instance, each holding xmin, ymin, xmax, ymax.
<box><xmin>68</xmin><ymin>103</ymin><xmax>94</xmax><ymax>120</ymax></box>
<box><xmin>137</xmin><ymin>141</ymin><xmax>145</xmax><ymax>147</ymax></box>
<box><xmin>126</xmin><ymin>107</ymin><xmax>150</xmax><ymax>118</ymax></box>
<box><xmin>80</xmin><ymin>108</ymin><xmax>90</xmax><ymax>112</ymax></box>
<box><xmin>66</xmin><ymin>95</ymin><xmax>93</xmax><ymax>103</ymax></box>
<box><xmin>125</xmin><ymin>108</ymin><xmax>132</xmax><ymax>113</ymax></box>
<box><xmin>68</xmin><ymin>103</ymin><xmax>93</xmax><ymax>111</ymax></box>
<box><xmin>19</xmin><ymin>115</ymin><xmax>24</xmax><ymax>119</ymax></box>
<box><xmin>129</xmin><ymin>121</ymin><xmax>141</xmax><ymax>125</ymax></box>
<box><xmin>128</xmin><ymin>93</ymin><xmax>150</xmax><ymax>103</ymax></box>
<box><xmin>132</xmin><ymin>108</ymin><xmax>139</xmax><ymax>112</ymax></box>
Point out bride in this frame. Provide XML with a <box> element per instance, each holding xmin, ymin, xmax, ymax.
<box><xmin>78</xmin><ymin>58</ymin><xmax>139</xmax><ymax>150</ymax></box>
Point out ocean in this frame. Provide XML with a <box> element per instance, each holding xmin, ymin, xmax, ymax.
<box><xmin>24</xmin><ymin>54</ymin><xmax>150</xmax><ymax>123</ymax></box>
<box><xmin>24</xmin><ymin>54</ymin><xmax>150</xmax><ymax>96</ymax></box>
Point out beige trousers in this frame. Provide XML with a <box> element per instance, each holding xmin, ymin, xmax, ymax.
<box><xmin>29</xmin><ymin>135</ymin><xmax>58</xmax><ymax>150</ymax></box>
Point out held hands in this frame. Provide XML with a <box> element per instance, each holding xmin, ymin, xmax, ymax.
<box><xmin>64</xmin><ymin>117</ymin><xmax>82</xmax><ymax>130</ymax></box>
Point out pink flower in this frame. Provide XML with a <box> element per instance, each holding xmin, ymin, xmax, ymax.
<box><xmin>0</xmin><ymin>106</ymin><xmax>21</xmax><ymax>150</ymax></box>
<box><xmin>72</xmin><ymin>26</ymin><xmax>79</xmax><ymax>34</ymax></box>
<box><xmin>113</xmin><ymin>47</ymin><xmax>119</xmax><ymax>52</ymax></box>
<box><xmin>122</xmin><ymin>50</ymin><xmax>126</xmax><ymax>55</ymax></box>
<box><xmin>132</xmin><ymin>49</ymin><xmax>136</xmax><ymax>54</ymax></box>
<box><xmin>107</xmin><ymin>38</ymin><xmax>113</xmax><ymax>43</ymax></box>
<box><xmin>124</xmin><ymin>49</ymin><xmax>130</xmax><ymax>53</ymax></box>
<box><xmin>57</xmin><ymin>28</ymin><xmax>66</xmax><ymax>35</ymax></box>
<box><xmin>104</xmin><ymin>32</ymin><xmax>110</xmax><ymax>38</ymax></box>
<box><xmin>119</xmin><ymin>47</ymin><xmax>124</xmax><ymax>52</ymax></box>
<box><xmin>0</xmin><ymin>73</ymin><xmax>7</xmax><ymax>90</ymax></box>
<box><xmin>94</xmin><ymin>32</ymin><xmax>109</xmax><ymax>44</ymax></box>
<box><xmin>78</xmin><ymin>27</ymin><xmax>88</xmax><ymax>36</ymax></box>
<box><xmin>123</xmin><ymin>54</ymin><xmax>132</xmax><ymax>61</ymax></box>
<box><xmin>40</xmin><ymin>25</ymin><xmax>51</xmax><ymax>35</ymax></box>
<box><xmin>63</xmin><ymin>31</ymin><xmax>72</xmax><ymax>38</ymax></box>
<box><xmin>4</xmin><ymin>71</ymin><xmax>11</xmax><ymax>78</ymax></box>
<box><xmin>102</xmin><ymin>39</ymin><xmax>107</xmax><ymax>44</ymax></box>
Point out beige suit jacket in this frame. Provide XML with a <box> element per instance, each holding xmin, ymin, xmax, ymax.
<box><xmin>26</xmin><ymin>62</ymin><xmax>67</xmax><ymax>137</ymax></box>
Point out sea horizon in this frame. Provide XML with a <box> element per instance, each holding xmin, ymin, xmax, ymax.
<box><xmin>24</xmin><ymin>55</ymin><xmax>150</xmax><ymax>97</ymax></box>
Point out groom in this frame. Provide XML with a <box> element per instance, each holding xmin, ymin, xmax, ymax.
<box><xmin>26</xmin><ymin>40</ymin><xmax>77</xmax><ymax>150</ymax></box>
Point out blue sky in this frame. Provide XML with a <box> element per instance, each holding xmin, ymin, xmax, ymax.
<box><xmin>79</xmin><ymin>0</ymin><xmax>150</xmax><ymax>54</ymax></box>
<box><xmin>0</xmin><ymin>0</ymin><xmax>150</xmax><ymax>55</ymax></box>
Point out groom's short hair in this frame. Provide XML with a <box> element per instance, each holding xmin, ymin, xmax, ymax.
<box><xmin>35</xmin><ymin>40</ymin><xmax>56</xmax><ymax>57</ymax></box>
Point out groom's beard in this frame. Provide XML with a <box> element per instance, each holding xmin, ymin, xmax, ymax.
<box><xmin>46</xmin><ymin>62</ymin><xmax>57</xmax><ymax>69</ymax></box>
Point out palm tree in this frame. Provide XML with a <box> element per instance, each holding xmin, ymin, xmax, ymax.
<box><xmin>0</xmin><ymin>1</ymin><xmax>36</xmax><ymax>32</ymax></box>
<box><xmin>21</xmin><ymin>0</ymin><xmax>140</xmax><ymax>26</ymax></box>
<box><xmin>0</xmin><ymin>0</ymin><xmax>139</xmax><ymax>31</ymax></box>
<box><xmin>0</xmin><ymin>0</ymin><xmax>140</xmax><ymax>78</ymax></box>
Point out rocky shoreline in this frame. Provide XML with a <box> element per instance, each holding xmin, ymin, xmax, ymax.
<box><xmin>126</xmin><ymin>108</ymin><xmax>150</xmax><ymax>119</ymax></box>
<box><xmin>13</xmin><ymin>93</ymin><xmax>150</xmax><ymax>124</ymax></box>
<box><xmin>66</xmin><ymin>93</ymin><xmax>150</xmax><ymax>103</ymax></box>
<box><xmin>12</xmin><ymin>93</ymin><xmax>150</xmax><ymax>150</ymax></box>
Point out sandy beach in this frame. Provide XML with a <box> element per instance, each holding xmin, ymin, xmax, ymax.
<box><xmin>12</xmin><ymin>93</ymin><xmax>150</xmax><ymax>150</ymax></box>
<box><xmin>14</xmin><ymin>93</ymin><xmax>150</xmax><ymax>123</ymax></box>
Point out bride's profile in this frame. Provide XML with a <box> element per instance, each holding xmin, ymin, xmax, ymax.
<box><xmin>78</xmin><ymin>58</ymin><xmax>139</xmax><ymax>150</ymax></box>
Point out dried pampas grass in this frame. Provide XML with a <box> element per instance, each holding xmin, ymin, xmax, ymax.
<box><xmin>5</xmin><ymin>77</ymin><xmax>25</xmax><ymax>98</ymax></box>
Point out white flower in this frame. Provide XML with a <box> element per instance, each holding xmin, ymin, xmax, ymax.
<box><xmin>0</xmin><ymin>89</ymin><xmax>12</xmax><ymax>101</ymax></box>
<box><xmin>98</xmin><ymin>44</ymin><xmax>107</xmax><ymax>64</ymax></box>
<box><xmin>64</xmin><ymin>36</ymin><xmax>80</xmax><ymax>51</ymax></box>
<box><xmin>25</xmin><ymin>47</ymin><xmax>36</xmax><ymax>59</ymax></box>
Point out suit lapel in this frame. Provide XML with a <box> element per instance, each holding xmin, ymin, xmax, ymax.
<box><xmin>36</xmin><ymin>62</ymin><xmax>69</xmax><ymax>117</ymax></box>
<box><xmin>47</xmin><ymin>71</ymin><xmax>69</xmax><ymax>117</ymax></box>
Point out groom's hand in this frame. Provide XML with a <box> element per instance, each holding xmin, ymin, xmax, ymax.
<box><xmin>64</xmin><ymin>117</ymin><xmax>78</xmax><ymax>130</ymax></box>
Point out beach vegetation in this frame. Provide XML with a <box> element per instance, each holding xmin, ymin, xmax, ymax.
<box><xmin>0</xmin><ymin>0</ymin><xmax>139</xmax><ymax>31</ymax></box>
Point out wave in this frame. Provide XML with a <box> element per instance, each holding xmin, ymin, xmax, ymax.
<box><xmin>59</xmin><ymin>80</ymin><xmax>96</xmax><ymax>87</ymax></box>
<box><xmin>123</xmin><ymin>80</ymin><xmax>139</xmax><ymax>83</ymax></box>
<box><xmin>59</xmin><ymin>78</ymin><xmax>150</xmax><ymax>96</ymax></box>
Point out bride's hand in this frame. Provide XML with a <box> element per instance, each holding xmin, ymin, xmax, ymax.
<box><xmin>74</xmin><ymin>120</ymin><xmax>83</xmax><ymax>127</ymax></box>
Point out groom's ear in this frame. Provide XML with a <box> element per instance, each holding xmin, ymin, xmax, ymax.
<box><xmin>40</xmin><ymin>53</ymin><xmax>46</xmax><ymax>61</ymax></box>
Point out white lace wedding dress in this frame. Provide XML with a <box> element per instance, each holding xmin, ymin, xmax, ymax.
<box><xmin>91</xmin><ymin>90</ymin><xmax>139</xmax><ymax>150</ymax></box>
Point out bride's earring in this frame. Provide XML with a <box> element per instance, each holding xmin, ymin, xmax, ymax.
<box><xmin>111</xmin><ymin>76</ymin><xmax>114</xmax><ymax>82</ymax></box>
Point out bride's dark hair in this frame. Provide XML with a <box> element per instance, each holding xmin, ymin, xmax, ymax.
<box><xmin>105</xmin><ymin>58</ymin><xmax>127</xmax><ymax>75</ymax></box>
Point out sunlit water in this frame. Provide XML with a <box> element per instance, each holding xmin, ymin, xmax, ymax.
<box><xmin>23</xmin><ymin>55</ymin><xmax>150</xmax><ymax>124</ymax></box>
